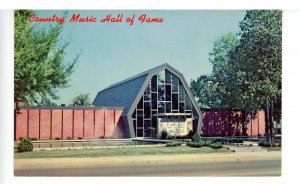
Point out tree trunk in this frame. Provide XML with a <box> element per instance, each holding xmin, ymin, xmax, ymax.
<box><xmin>265</xmin><ymin>99</ymin><xmax>271</xmax><ymax>143</ymax></box>
<box><xmin>242</xmin><ymin>110</ymin><xmax>247</xmax><ymax>136</ymax></box>
<box><xmin>270</xmin><ymin>100</ymin><xmax>274</xmax><ymax>143</ymax></box>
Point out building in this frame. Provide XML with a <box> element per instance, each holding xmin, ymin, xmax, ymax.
<box><xmin>93</xmin><ymin>63</ymin><xmax>202</xmax><ymax>138</ymax></box>
<box><xmin>14</xmin><ymin>63</ymin><xmax>265</xmax><ymax>141</ymax></box>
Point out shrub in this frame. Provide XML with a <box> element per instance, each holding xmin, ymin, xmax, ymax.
<box><xmin>187</xmin><ymin>141</ymin><xmax>205</xmax><ymax>148</ymax></box>
<box><xmin>17</xmin><ymin>138</ymin><xmax>33</xmax><ymax>152</ymax></box>
<box><xmin>204</xmin><ymin>140</ymin><xmax>213</xmax><ymax>147</ymax></box>
<box><xmin>210</xmin><ymin>142</ymin><xmax>223</xmax><ymax>149</ymax></box>
<box><xmin>67</xmin><ymin>137</ymin><xmax>73</xmax><ymax>140</ymax></box>
<box><xmin>258</xmin><ymin>141</ymin><xmax>272</xmax><ymax>147</ymax></box>
<box><xmin>161</xmin><ymin>130</ymin><xmax>168</xmax><ymax>140</ymax></box>
<box><xmin>29</xmin><ymin>138</ymin><xmax>38</xmax><ymax>141</ymax></box>
<box><xmin>167</xmin><ymin>135</ymin><xmax>175</xmax><ymax>140</ymax></box>
<box><xmin>187</xmin><ymin>130</ymin><xmax>194</xmax><ymax>139</ymax></box>
<box><xmin>55</xmin><ymin>137</ymin><xmax>61</xmax><ymax>140</ymax></box>
<box><xmin>166</xmin><ymin>141</ymin><xmax>182</xmax><ymax>147</ymax></box>
<box><xmin>78</xmin><ymin>137</ymin><xmax>83</xmax><ymax>140</ymax></box>
<box><xmin>192</xmin><ymin>133</ymin><xmax>201</xmax><ymax>142</ymax></box>
<box><xmin>19</xmin><ymin>137</ymin><xmax>24</xmax><ymax>141</ymax></box>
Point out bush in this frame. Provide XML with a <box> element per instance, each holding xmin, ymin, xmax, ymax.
<box><xmin>187</xmin><ymin>130</ymin><xmax>194</xmax><ymax>139</ymax></box>
<box><xmin>29</xmin><ymin>138</ymin><xmax>38</xmax><ymax>141</ymax></box>
<box><xmin>167</xmin><ymin>135</ymin><xmax>175</xmax><ymax>140</ymax></box>
<box><xmin>166</xmin><ymin>141</ymin><xmax>182</xmax><ymax>147</ymax></box>
<box><xmin>187</xmin><ymin>141</ymin><xmax>205</xmax><ymax>148</ymax></box>
<box><xmin>204</xmin><ymin>140</ymin><xmax>213</xmax><ymax>147</ymax></box>
<box><xmin>161</xmin><ymin>130</ymin><xmax>168</xmax><ymax>140</ymax></box>
<box><xmin>258</xmin><ymin>141</ymin><xmax>272</xmax><ymax>147</ymax></box>
<box><xmin>55</xmin><ymin>137</ymin><xmax>61</xmax><ymax>140</ymax></box>
<box><xmin>67</xmin><ymin>137</ymin><xmax>73</xmax><ymax>140</ymax></box>
<box><xmin>17</xmin><ymin>138</ymin><xmax>33</xmax><ymax>152</ymax></box>
<box><xmin>192</xmin><ymin>133</ymin><xmax>201</xmax><ymax>142</ymax></box>
<box><xmin>210</xmin><ymin>142</ymin><xmax>223</xmax><ymax>149</ymax></box>
<box><xmin>78</xmin><ymin>137</ymin><xmax>83</xmax><ymax>140</ymax></box>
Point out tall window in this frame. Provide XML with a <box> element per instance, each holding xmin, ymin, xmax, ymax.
<box><xmin>131</xmin><ymin>69</ymin><xmax>197</xmax><ymax>137</ymax></box>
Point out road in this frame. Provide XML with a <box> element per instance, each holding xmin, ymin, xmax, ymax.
<box><xmin>15</xmin><ymin>159</ymin><xmax>280</xmax><ymax>176</ymax></box>
<box><xmin>14</xmin><ymin>152</ymin><xmax>281</xmax><ymax>176</ymax></box>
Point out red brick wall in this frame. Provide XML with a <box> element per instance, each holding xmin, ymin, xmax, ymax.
<box><xmin>95</xmin><ymin>110</ymin><xmax>105</xmax><ymax>138</ymax></box>
<box><xmin>105</xmin><ymin>110</ymin><xmax>115</xmax><ymax>138</ymax></box>
<box><xmin>84</xmin><ymin>110</ymin><xmax>94</xmax><ymax>139</ymax></box>
<box><xmin>62</xmin><ymin>110</ymin><xmax>73</xmax><ymax>139</ymax></box>
<box><xmin>40</xmin><ymin>109</ymin><xmax>51</xmax><ymax>140</ymax></box>
<box><xmin>201</xmin><ymin>109</ymin><xmax>265</xmax><ymax>137</ymax></box>
<box><xmin>15</xmin><ymin>109</ymin><xmax>28</xmax><ymax>139</ymax></box>
<box><xmin>52</xmin><ymin>110</ymin><xmax>62</xmax><ymax>139</ymax></box>
<box><xmin>74</xmin><ymin>110</ymin><xmax>84</xmax><ymax>139</ymax></box>
<box><xmin>15</xmin><ymin>108</ymin><xmax>123</xmax><ymax>140</ymax></box>
<box><xmin>28</xmin><ymin>109</ymin><xmax>39</xmax><ymax>139</ymax></box>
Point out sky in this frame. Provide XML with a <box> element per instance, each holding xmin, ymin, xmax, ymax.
<box><xmin>36</xmin><ymin>10</ymin><xmax>246</xmax><ymax>105</ymax></box>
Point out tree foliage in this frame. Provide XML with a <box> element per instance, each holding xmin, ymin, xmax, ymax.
<box><xmin>230</xmin><ymin>10</ymin><xmax>282</xmax><ymax>114</ymax></box>
<box><xmin>70</xmin><ymin>93</ymin><xmax>92</xmax><ymax>107</ymax></box>
<box><xmin>191</xmin><ymin>33</ymin><xmax>240</xmax><ymax>109</ymax></box>
<box><xmin>14</xmin><ymin>10</ymin><xmax>80</xmax><ymax>108</ymax></box>
<box><xmin>190</xmin><ymin>10</ymin><xmax>282</xmax><ymax>141</ymax></box>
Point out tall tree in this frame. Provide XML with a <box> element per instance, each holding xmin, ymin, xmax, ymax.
<box><xmin>14</xmin><ymin>10</ymin><xmax>80</xmax><ymax>108</ymax></box>
<box><xmin>190</xmin><ymin>33</ymin><xmax>240</xmax><ymax>109</ymax></box>
<box><xmin>191</xmin><ymin>11</ymin><xmax>281</xmax><ymax>141</ymax></box>
<box><xmin>70</xmin><ymin>93</ymin><xmax>92</xmax><ymax>107</ymax></box>
<box><xmin>230</xmin><ymin>10</ymin><xmax>282</xmax><ymax>142</ymax></box>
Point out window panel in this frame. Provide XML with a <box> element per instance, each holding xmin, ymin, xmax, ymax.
<box><xmin>158</xmin><ymin>84</ymin><xmax>165</xmax><ymax>101</ymax></box>
<box><xmin>151</xmin><ymin>93</ymin><xmax>157</xmax><ymax>109</ymax></box>
<box><xmin>158</xmin><ymin>102</ymin><xmax>165</xmax><ymax>113</ymax></box>
<box><xmin>137</xmin><ymin>129</ymin><xmax>143</xmax><ymax>137</ymax></box>
<box><xmin>144</xmin><ymin>102</ymin><xmax>151</xmax><ymax>118</ymax></box>
<box><xmin>179</xmin><ymin>84</ymin><xmax>185</xmax><ymax>101</ymax></box>
<box><xmin>133</xmin><ymin>120</ymin><xmax>137</xmax><ymax>134</ymax></box>
<box><xmin>137</xmin><ymin>110</ymin><xmax>143</xmax><ymax>116</ymax></box>
<box><xmin>179</xmin><ymin>102</ymin><xmax>185</xmax><ymax>113</ymax></box>
<box><xmin>165</xmin><ymin>70</ymin><xmax>172</xmax><ymax>84</ymax></box>
<box><xmin>157</xmin><ymin>70</ymin><xmax>165</xmax><ymax>83</ymax></box>
<box><xmin>144</xmin><ymin>84</ymin><xmax>151</xmax><ymax>101</ymax></box>
<box><xmin>166</xmin><ymin>102</ymin><xmax>171</xmax><ymax>113</ymax></box>
<box><xmin>152</xmin><ymin>116</ymin><xmax>157</xmax><ymax>128</ymax></box>
<box><xmin>144</xmin><ymin>120</ymin><xmax>151</xmax><ymax>137</ymax></box>
<box><xmin>185</xmin><ymin>93</ymin><xmax>192</xmax><ymax>110</ymax></box>
<box><xmin>172</xmin><ymin>75</ymin><xmax>179</xmax><ymax>92</ymax></box>
<box><xmin>172</xmin><ymin>94</ymin><xmax>178</xmax><ymax>110</ymax></box>
<box><xmin>137</xmin><ymin>116</ymin><xmax>143</xmax><ymax>128</ymax></box>
<box><xmin>166</xmin><ymin>85</ymin><xmax>171</xmax><ymax>101</ymax></box>
<box><xmin>151</xmin><ymin>75</ymin><xmax>157</xmax><ymax>92</ymax></box>
<box><xmin>137</xmin><ymin>97</ymin><xmax>143</xmax><ymax>109</ymax></box>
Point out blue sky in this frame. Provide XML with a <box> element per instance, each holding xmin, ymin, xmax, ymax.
<box><xmin>36</xmin><ymin>10</ymin><xmax>246</xmax><ymax>105</ymax></box>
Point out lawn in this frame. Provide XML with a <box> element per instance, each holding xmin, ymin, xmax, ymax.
<box><xmin>14</xmin><ymin>145</ymin><xmax>230</xmax><ymax>159</ymax></box>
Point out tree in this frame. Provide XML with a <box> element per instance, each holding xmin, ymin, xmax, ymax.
<box><xmin>14</xmin><ymin>10</ymin><xmax>80</xmax><ymax>109</ymax></box>
<box><xmin>70</xmin><ymin>93</ymin><xmax>92</xmax><ymax>106</ymax></box>
<box><xmin>230</xmin><ymin>10</ymin><xmax>282</xmax><ymax>142</ymax></box>
<box><xmin>191</xmin><ymin>11</ymin><xmax>281</xmax><ymax>142</ymax></box>
<box><xmin>190</xmin><ymin>33</ymin><xmax>240</xmax><ymax>109</ymax></box>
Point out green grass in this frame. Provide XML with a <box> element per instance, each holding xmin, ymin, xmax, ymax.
<box><xmin>14</xmin><ymin>145</ymin><xmax>230</xmax><ymax>159</ymax></box>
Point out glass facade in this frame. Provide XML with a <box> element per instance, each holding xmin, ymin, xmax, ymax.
<box><xmin>131</xmin><ymin>69</ymin><xmax>197</xmax><ymax>137</ymax></box>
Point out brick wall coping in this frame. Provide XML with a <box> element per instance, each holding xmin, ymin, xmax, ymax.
<box><xmin>17</xmin><ymin>106</ymin><xmax>124</xmax><ymax>110</ymax></box>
